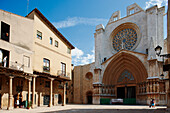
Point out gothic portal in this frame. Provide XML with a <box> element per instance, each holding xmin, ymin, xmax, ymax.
<box><xmin>73</xmin><ymin>3</ymin><xmax>169</xmax><ymax>105</ymax></box>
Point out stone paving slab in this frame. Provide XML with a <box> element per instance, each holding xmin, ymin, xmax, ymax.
<box><xmin>0</xmin><ymin>104</ymin><xmax>168</xmax><ymax>113</ymax></box>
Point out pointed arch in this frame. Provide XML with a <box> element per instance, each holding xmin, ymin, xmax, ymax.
<box><xmin>102</xmin><ymin>52</ymin><xmax>148</xmax><ymax>85</ymax></box>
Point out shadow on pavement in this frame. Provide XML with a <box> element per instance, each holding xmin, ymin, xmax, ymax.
<box><xmin>41</xmin><ymin>108</ymin><xmax>167</xmax><ymax>113</ymax></box>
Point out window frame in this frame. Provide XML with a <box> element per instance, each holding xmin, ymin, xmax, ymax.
<box><xmin>67</xmin><ymin>47</ymin><xmax>71</xmax><ymax>54</ymax></box>
<box><xmin>37</xmin><ymin>30</ymin><xmax>42</xmax><ymax>40</ymax></box>
<box><xmin>1</xmin><ymin>21</ymin><xmax>10</xmax><ymax>42</ymax></box>
<box><xmin>50</xmin><ymin>37</ymin><xmax>53</xmax><ymax>45</ymax></box>
<box><xmin>61</xmin><ymin>62</ymin><xmax>66</xmax><ymax>75</ymax></box>
<box><xmin>55</xmin><ymin>40</ymin><xmax>58</xmax><ymax>47</ymax></box>
<box><xmin>129</xmin><ymin>9</ymin><xmax>135</xmax><ymax>15</ymax></box>
<box><xmin>43</xmin><ymin>58</ymin><xmax>50</xmax><ymax>72</ymax></box>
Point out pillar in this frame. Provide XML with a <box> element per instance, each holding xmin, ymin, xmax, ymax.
<box><xmin>62</xmin><ymin>81</ymin><xmax>66</xmax><ymax>106</ymax></box>
<box><xmin>49</xmin><ymin>78</ymin><xmax>54</xmax><ymax>107</ymax></box>
<box><xmin>28</xmin><ymin>78</ymin><xmax>31</xmax><ymax>108</ymax></box>
<box><xmin>8</xmin><ymin>76</ymin><xmax>14</xmax><ymax>110</ymax></box>
<box><xmin>32</xmin><ymin>76</ymin><xmax>36</xmax><ymax>108</ymax></box>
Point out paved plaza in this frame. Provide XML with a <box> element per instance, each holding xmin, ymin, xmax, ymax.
<box><xmin>0</xmin><ymin>104</ymin><xmax>169</xmax><ymax>113</ymax></box>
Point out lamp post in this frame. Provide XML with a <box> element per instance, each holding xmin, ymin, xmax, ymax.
<box><xmin>155</xmin><ymin>45</ymin><xmax>170</xmax><ymax>108</ymax></box>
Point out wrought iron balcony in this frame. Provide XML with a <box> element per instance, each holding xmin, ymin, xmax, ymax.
<box><xmin>57</xmin><ymin>70</ymin><xmax>70</xmax><ymax>77</ymax></box>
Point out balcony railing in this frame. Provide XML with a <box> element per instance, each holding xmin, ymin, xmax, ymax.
<box><xmin>0</xmin><ymin>58</ymin><xmax>24</xmax><ymax>71</ymax></box>
<box><xmin>10</xmin><ymin>61</ymin><xmax>24</xmax><ymax>71</ymax></box>
<box><xmin>57</xmin><ymin>70</ymin><xmax>70</xmax><ymax>77</ymax></box>
<box><xmin>43</xmin><ymin>66</ymin><xmax>50</xmax><ymax>73</ymax></box>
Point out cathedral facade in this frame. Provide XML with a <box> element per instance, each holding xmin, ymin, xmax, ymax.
<box><xmin>73</xmin><ymin>3</ymin><xmax>169</xmax><ymax>105</ymax></box>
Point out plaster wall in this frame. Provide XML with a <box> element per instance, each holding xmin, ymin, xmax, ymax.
<box><xmin>31</xmin><ymin>13</ymin><xmax>72</xmax><ymax>77</ymax></box>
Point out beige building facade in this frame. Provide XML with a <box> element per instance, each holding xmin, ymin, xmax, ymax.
<box><xmin>73</xmin><ymin>3</ymin><xmax>169</xmax><ymax>105</ymax></box>
<box><xmin>0</xmin><ymin>8</ymin><xmax>74</xmax><ymax>110</ymax></box>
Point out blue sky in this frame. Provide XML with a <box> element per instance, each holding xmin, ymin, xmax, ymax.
<box><xmin>0</xmin><ymin>0</ymin><xmax>168</xmax><ymax>65</ymax></box>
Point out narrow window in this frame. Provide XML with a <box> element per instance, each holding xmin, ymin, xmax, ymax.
<box><xmin>1</xmin><ymin>21</ymin><xmax>10</xmax><ymax>42</ymax></box>
<box><xmin>104</xmin><ymin>57</ymin><xmax>107</xmax><ymax>62</ymax></box>
<box><xmin>61</xmin><ymin>62</ymin><xmax>66</xmax><ymax>76</ymax></box>
<box><xmin>146</xmin><ymin>49</ymin><xmax>148</xmax><ymax>54</ymax></box>
<box><xmin>113</xmin><ymin>17</ymin><xmax>118</xmax><ymax>21</ymax></box>
<box><xmin>130</xmin><ymin>9</ymin><xmax>134</xmax><ymax>15</ymax></box>
<box><xmin>37</xmin><ymin>30</ymin><xmax>42</xmax><ymax>40</ymax></box>
<box><xmin>50</xmin><ymin>37</ymin><xmax>53</xmax><ymax>45</ymax></box>
<box><xmin>67</xmin><ymin>47</ymin><xmax>71</xmax><ymax>54</ymax></box>
<box><xmin>43</xmin><ymin>58</ymin><xmax>50</xmax><ymax>72</ymax></box>
<box><xmin>55</xmin><ymin>40</ymin><xmax>58</xmax><ymax>47</ymax></box>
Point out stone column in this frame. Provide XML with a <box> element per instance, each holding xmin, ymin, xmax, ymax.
<box><xmin>28</xmin><ymin>78</ymin><xmax>32</xmax><ymax>108</ymax></box>
<box><xmin>49</xmin><ymin>78</ymin><xmax>54</xmax><ymax>107</ymax></box>
<box><xmin>62</xmin><ymin>81</ymin><xmax>66</xmax><ymax>106</ymax></box>
<box><xmin>32</xmin><ymin>76</ymin><xmax>36</xmax><ymax>108</ymax></box>
<box><xmin>8</xmin><ymin>76</ymin><xmax>14</xmax><ymax>110</ymax></box>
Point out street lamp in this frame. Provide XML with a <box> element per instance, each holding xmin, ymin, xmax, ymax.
<box><xmin>155</xmin><ymin>45</ymin><xmax>170</xmax><ymax>66</ymax></box>
<box><xmin>155</xmin><ymin>45</ymin><xmax>162</xmax><ymax>56</ymax></box>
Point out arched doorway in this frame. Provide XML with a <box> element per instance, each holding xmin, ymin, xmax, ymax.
<box><xmin>117</xmin><ymin>70</ymin><xmax>136</xmax><ymax>99</ymax></box>
<box><xmin>102</xmin><ymin>52</ymin><xmax>148</xmax><ymax>104</ymax></box>
<box><xmin>58</xmin><ymin>94</ymin><xmax>62</xmax><ymax>104</ymax></box>
<box><xmin>86</xmin><ymin>91</ymin><xmax>93</xmax><ymax>104</ymax></box>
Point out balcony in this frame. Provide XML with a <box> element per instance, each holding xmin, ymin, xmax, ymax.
<box><xmin>9</xmin><ymin>61</ymin><xmax>24</xmax><ymax>71</ymax></box>
<box><xmin>0</xmin><ymin>57</ymin><xmax>24</xmax><ymax>71</ymax></box>
<box><xmin>43</xmin><ymin>66</ymin><xmax>50</xmax><ymax>73</ymax></box>
<box><xmin>57</xmin><ymin>70</ymin><xmax>70</xmax><ymax>77</ymax></box>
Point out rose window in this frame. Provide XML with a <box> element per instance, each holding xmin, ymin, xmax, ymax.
<box><xmin>113</xmin><ymin>28</ymin><xmax>137</xmax><ymax>52</ymax></box>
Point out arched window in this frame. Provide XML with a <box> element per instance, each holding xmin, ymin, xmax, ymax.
<box><xmin>118</xmin><ymin>70</ymin><xmax>134</xmax><ymax>83</ymax></box>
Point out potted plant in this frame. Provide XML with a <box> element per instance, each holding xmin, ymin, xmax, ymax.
<box><xmin>27</xmin><ymin>101</ymin><xmax>32</xmax><ymax>109</ymax></box>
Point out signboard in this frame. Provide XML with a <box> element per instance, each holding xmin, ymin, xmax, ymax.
<box><xmin>163</xmin><ymin>64</ymin><xmax>170</xmax><ymax>71</ymax></box>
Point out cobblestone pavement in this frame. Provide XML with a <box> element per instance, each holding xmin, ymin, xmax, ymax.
<box><xmin>0</xmin><ymin>104</ymin><xmax>169</xmax><ymax>113</ymax></box>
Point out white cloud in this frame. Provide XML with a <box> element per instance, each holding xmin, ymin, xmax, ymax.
<box><xmin>145</xmin><ymin>0</ymin><xmax>168</xmax><ymax>9</ymax></box>
<box><xmin>53</xmin><ymin>17</ymin><xmax>108</xmax><ymax>29</ymax></box>
<box><xmin>72</xmin><ymin>47</ymin><xmax>95</xmax><ymax>66</ymax></box>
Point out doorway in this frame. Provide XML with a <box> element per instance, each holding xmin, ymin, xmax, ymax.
<box><xmin>58</xmin><ymin>94</ymin><xmax>62</xmax><ymax>104</ymax></box>
<box><xmin>117</xmin><ymin>87</ymin><xmax>125</xmax><ymax>99</ymax></box>
<box><xmin>86</xmin><ymin>91</ymin><xmax>93</xmax><ymax>104</ymax></box>
<box><xmin>117</xmin><ymin>86</ymin><xmax>136</xmax><ymax>99</ymax></box>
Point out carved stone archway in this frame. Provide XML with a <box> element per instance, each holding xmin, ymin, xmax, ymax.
<box><xmin>102</xmin><ymin>52</ymin><xmax>148</xmax><ymax>86</ymax></box>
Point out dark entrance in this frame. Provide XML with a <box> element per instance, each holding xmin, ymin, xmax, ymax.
<box><xmin>58</xmin><ymin>94</ymin><xmax>62</xmax><ymax>104</ymax></box>
<box><xmin>86</xmin><ymin>91</ymin><xmax>93</xmax><ymax>104</ymax></box>
<box><xmin>117</xmin><ymin>86</ymin><xmax>136</xmax><ymax>99</ymax></box>
<box><xmin>117</xmin><ymin>87</ymin><xmax>125</xmax><ymax>99</ymax></box>
<box><xmin>127</xmin><ymin>86</ymin><xmax>136</xmax><ymax>98</ymax></box>
<box><xmin>43</xmin><ymin>95</ymin><xmax>50</xmax><ymax>105</ymax></box>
